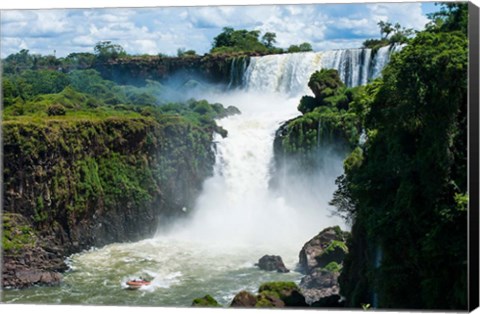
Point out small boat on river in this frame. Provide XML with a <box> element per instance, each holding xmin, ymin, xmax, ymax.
<box><xmin>126</xmin><ymin>279</ymin><xmax>151</xmax><ymax>290</ymax></box>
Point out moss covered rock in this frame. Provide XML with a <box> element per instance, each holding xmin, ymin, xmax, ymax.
<box><xmin>299</xmin><ymin>226</ymin><xmax>349</xmax><ymax>273</ymax></box>
<box><xmin>192</xmin><ymin>294</ymin><xmax>221</xmax><ymax>307</ymax></box>
<box><xmin>258</xmin><ymin>282</ymin><xmax>307</xmax><ymax>307</ymax></box>
<box><xmin>255</xmin><ymin>291</ymin><xmax>285</xmax><ymax>307</ymax></box>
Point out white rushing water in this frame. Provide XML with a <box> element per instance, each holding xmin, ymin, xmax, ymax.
<box><xmin>242</xmin><ymin>44</ymin><xmax>402</xmax><ymax>93</ymax></box>
<box><xmin>161</xmin><ymin>91</ymin><xmax>346</xmax><ymax>250</ymax></box>
<box><xmin>4</xmin><ymin>45</ymin><xmax>402</xmax><ymax>307</ymax></box>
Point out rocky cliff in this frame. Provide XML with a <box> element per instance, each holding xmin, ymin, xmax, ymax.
<box><xmin>2</xmin><ymin>115</ymin><xmax>216</xmax><ymax>288</ymax></box>
<box><xmin>94</xmin><ymin>54</ymin><xmax>252</xmax><ymax>86</ymax></box>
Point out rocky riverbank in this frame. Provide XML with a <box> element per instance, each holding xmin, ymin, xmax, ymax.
<box><xmin>191</xmin><ymin>225</ymin><xmax>350</xmax><ymax>309</ymax></box>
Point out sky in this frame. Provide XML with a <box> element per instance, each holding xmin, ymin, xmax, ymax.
<box><xmin>0</xmin><ymin>0</ymin><xmax>442</xmax><ymax>58</ymax></box>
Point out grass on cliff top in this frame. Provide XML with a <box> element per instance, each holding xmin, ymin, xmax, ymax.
<box><xmin>2</xmin><ymin>85</ymin><xmax>232</xmax><ymax>134</ymax></box>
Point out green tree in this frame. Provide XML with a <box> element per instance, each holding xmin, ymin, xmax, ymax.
<box><xmin>287</xmin><ymin>42</ymin><xmax>313</xmax><ymax>53</ymax></box>
<box><xmin>337</xmin><ymin>8</ymin><xmax>468</xmax><ymax>309</ymax></box>
<box><xmin>210</xmin><ymin>27</ymin><xmax>270</xmax><ymax>54</ymax></box>
<box><xmin>212</xmin><ymin>27</ymin><xmax>235</xmax><ymax>49</ymax></box>
<box><xmin>298</xmin><ymin>42</ymin><xmax>313</xmax><ymax>52</ymax></box>
<box><xmin>261</xmin><ymin>32</ymin><xmax>277</xmax><ymax>49</ymax></box>
<box><xmin>94</xmin><ymin>41</ymin><xmax>127</xmax><ymax>62</ymax></box>
<box><xmin>378</xmin><ymin>21</ymin><xmax>394</xmax><ymax>39</ymax></box>
<box><xmin>64</xmin><ymin>52</ymin><xmax>96</xmax><ymax>69</ymax></box>
<box><xmin>364</xmin><ymin>21</ymin><xmax>413</xmax><ymax>49</ymax></box>
<box><xmin>427</xmin><ymin>3</ymin><xmax>468</xmax><ymax>34</ymax></box>
<box><xmin>177</xmin><ymin>48</ymin><xmax>197</xmax><ymax>57</ymax></box>
<box><xmin>3</xmin><ymin>49</ymin><xmax>35</xmax><ymax>74</ymax></box>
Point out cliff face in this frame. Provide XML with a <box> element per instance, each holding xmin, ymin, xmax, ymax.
<box><xmin>2</xmin><ymin>116</ymin><xmax>215</xmax><ymax>287</ymax></box>
<box><xmin>94</xmin><ymin>55</ymin><xmax>248</xmax><ymax>86</ymax></box>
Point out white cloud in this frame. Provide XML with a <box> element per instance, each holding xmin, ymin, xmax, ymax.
<box><xmin>1</xmin><ymin>2</ymin><xmax>434</xmax><ymax>58</ymax></box>
<box><xmin>367</xmin><ymin>3</ymin><xmax>429</xmax><ymax>30</ymax></box>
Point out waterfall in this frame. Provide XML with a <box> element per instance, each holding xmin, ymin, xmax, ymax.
<box><xmin>227</xmin><ymin>56</ymin><xmax>249</xmax><ymax>89</ymax></box>
<box><xmin>321</xmin><ymin>48</ymin><xmax>373</xmax><ymax>87</ymax></box>
<box><xmin>24</xmin><ymin>43</ymin><xmax>403</xmax><ymax>308</ymax></box>
<box><xmin>243</xmin><ymin>52</ymin><xmax>322</xmax><ymax>96</ymax></box>
<box><xmin>169</xmin><ymin>91</ymin><xmax>345</xmax><ymax>248</ymax></box>
<box><xmin>242</xmin><ymin>44</ymin><xmax>402</xmax><ymax>95</ymax></box>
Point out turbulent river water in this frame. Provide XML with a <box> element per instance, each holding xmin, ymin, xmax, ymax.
<box><xmin>3</xmin><ymin>47</ymin><xmax>400</xmax><ymax>307</ymax></box>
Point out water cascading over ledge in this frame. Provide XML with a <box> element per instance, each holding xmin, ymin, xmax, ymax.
<box><xmin>228</xmin><ymin>44</ymin><xmax>403</xmax><ymax>93</ymax></box>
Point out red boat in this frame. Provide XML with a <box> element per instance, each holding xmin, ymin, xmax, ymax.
<box><xmin>126</xmin><ymin>279</ymin><xmax>151</xmax><ymax>290</ymax></box>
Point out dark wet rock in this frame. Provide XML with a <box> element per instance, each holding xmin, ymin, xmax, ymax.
<box><xmin>230</xmin><ymin>291</ymin><xmax>258</xmax><ymax>307</ymax></box>
<box><xmin>15</xmin><ymin>269</ymin><xmax>63</xmax><ymax>287</ymax></box>
<box><xmin>2</xmin><ymin>247</ymin><xmax>65</xmax><ymax>289</ymax></box>
<box><xmin>256</xmin><ymin>255</ymin><xmax>290</xmax><ymax>273</ymax></box>
<box><xmin>310</xmin><ymin>294</ymin><xmax>345</xmax><ymax>308</ymax></box>
<box><xmin>300</xmin><ymin>269</ymin><xmax>340</xmax><ymax>304</ymax></box>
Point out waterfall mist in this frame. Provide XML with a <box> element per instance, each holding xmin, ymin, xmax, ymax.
<box><xmin>153</xmin><ymin>46</ymin><xmax>404</xmax><ymax>252</ymax></box>
<box><xmin>155</xmin><ymin>90</ymin><xmax>347</xmax><ymax>255</ymax></box>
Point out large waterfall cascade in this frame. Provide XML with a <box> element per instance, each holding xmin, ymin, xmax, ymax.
<box><xmin>237</xmin><ymin>44</ymin><xmax>403</xmax><ymax>95</ymax></box>
<box><xmin>3</xmin><ymin>44</ymin><xmax>402</xmax><ymax>307</ymax></box>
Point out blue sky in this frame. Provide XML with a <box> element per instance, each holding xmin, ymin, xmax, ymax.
<box><xmin>0</xmin><ymin>1</ymin><xmax>442</xmax><ymax>58</ymax></box>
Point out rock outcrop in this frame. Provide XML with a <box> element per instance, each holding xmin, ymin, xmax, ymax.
<box><xmin>256</xmin><ymin>255</ymin><xmax>289</xmax><ymax>273</ymax></box>
<box><xmin>298</xmin><ymin>226</ymin><xmax>349</xmax><ymax>306</ymax></box>
<box><xmin>300</xmin><ymin>269</ymin><xmax>342</xmax><ymax>306</ymax></box>
<box><xmin>299</xmin><ymin>226</ymin><xmax>348</xmax><ymax>273</ymax></box>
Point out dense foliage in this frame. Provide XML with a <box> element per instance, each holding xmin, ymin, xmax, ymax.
<box><xmin>2</xmin><ymin>45</ymin><xmax>241</xmax><ymax>255</ymax></box>
<box><xmin>286</xmin><ymin>43</ymin><xmax>313</xmax><ymax>53</ymax></box>
<box><xmin>211</xmin><ymin>27</ymin><xmax>283</xmax><ymax>55</ymax></box>
<box><xmin>277</xmin><ymin>68</ymin><xmax>366</xmax><ymax>158</ymax></box>
<box><xmin>332</xmin><ymin>3</ymin><xmax>468</xmax><ymax>309</ymax></box>
<box><xmin>210</xmin><ymin>27</ymin><xmax>313</xmax><ymax>55</ymax></box>
<box><xmin>271</xmin><ymin>68</ymin><xmax>366</xmax><ymax>193</ymax></box>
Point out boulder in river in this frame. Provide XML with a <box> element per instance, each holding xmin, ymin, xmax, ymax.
<box><xmin>256</xmin><ymin>255</ymin><xmax>290</xmax><ymax>273</ymax></box>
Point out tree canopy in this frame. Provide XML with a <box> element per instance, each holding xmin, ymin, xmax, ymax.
<box><xmin>335</xmin><ymin>3</ymin><xmax>468</xmax><ymax>309</ymax></box>
<box><xmin>210</xmin><ymin>27</ymin><xmax>280</xmax><ymax>54</ymax></box>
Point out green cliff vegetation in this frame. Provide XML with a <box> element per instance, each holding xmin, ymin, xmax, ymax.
<box><xmin>2</xmin><ymin>214</ymin><xmax>37</xmax><ymax>254</ymax></box>
<box><xmin>330</xmin><ymin>3</ymin><xmax>468</xmax><ymax>310</ymax></box>
<box><xmin>363</xmin><ymin>21</ymin><xmax>414</xmax><ymax>51</ymax></box>
<box><xmin>2</xmin><ymin>48</ymin><xmax>239</xmax><ymax>255</ymax></box>
<box><xmin>275</xmin><ymin>68</ymin><xmax>367</xmax><ymax>161</ymax></box>
<box><xmin>270</xmin><ymin>3</ymin><xmax>468</xmax><ymax>310</ymax></box>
